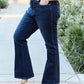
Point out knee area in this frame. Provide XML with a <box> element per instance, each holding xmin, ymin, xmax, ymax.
<box><xmin>13</xmin><ymin>32</ymin><xmax>20</xmax><ymax>41</ymax></box>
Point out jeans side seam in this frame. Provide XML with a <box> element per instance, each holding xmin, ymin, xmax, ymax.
<box><xmin>49</xmin><ymin>5</ymin><xmax>60</xmax><ymax>84</ymax></box>
<box><xmin>49</xmin><ymin>5</ymin><xmax>56</xmax><ymax>84</ymax></box>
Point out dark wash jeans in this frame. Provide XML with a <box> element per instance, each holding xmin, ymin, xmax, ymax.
<box><xmin>13</xmin><ymin>0</ymin><xmax>61</xmax><ymax>84</ymax></box>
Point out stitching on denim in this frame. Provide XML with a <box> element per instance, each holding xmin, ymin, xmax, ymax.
<box><xmin>49</xmin><ymin>4</ymin><xmax>56</xmax><ymax>83</ymax></box>
<box><xmin>49</xmin><ymin>4</ymin><xmax>60</xmax><ymax>83</ymax></box>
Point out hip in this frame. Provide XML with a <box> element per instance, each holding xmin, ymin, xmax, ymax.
<box><xmin>27</xmin><ymin>0</ymin><xmax>61</xmax><ymax>18</ymax></box>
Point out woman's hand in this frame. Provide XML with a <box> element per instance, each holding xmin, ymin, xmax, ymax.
<box><xmin>37</xmin><ymin>0</ymin><xmax>49</xmax><ymax>5</ymax></box>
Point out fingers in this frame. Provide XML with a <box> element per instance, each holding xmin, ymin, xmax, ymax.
<box><xmin>37</xmin><ymin>0</ymin><xmax>40</xmax><ymax>1</ymax></box>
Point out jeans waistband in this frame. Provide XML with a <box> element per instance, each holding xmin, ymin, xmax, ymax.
<box><xmin>48</xmin><ymin>1</ymin><xmax>59</xmax><ymax>5</ymax></box>
<box><xmin>30</xmin><ymin>0</ymin><xmax>59</xmax><ymax>9</ymax></box>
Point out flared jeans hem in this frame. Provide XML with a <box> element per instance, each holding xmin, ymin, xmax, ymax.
<box><xmin>14</xmin><ymin>72</ymin><xmax>34</xmax><ymax>79</ymax></box>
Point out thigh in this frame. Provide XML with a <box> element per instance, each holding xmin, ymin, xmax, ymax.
<box><xmin>35</xmin><ymin>3</ymin><xmax>60</xmax><ymax>45</ymax></box>
<box><xmin>13</xmin><ymin>11</ymin><xmax>38</xmax><ymax>40</ymax></box>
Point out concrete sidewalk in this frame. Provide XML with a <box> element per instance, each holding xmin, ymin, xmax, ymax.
<box><xmin>8</xmin><ymin>0</ymin><xmax>30</xmax><ymax>4</ymax></box>
<box><xmin>0</xmin><ymin>3</ymin><xmax>84</xmax><ymax>84</ymax></box>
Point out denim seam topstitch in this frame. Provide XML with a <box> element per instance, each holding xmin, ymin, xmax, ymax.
<box><xmin>49</xmin><ymin>4</ymin><xmax>56</xmax><ymax>84</ymax></box>
<box><xmin>49</xmin><ymin>4</ymin><xmax>59</xmax><ymax>84</ymax></box>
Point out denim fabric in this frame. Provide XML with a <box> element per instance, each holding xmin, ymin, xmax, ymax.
<box><xmin>13</xmin><ymin>1</ymin><xmax>61</xmax><ymax>84</ymax></box>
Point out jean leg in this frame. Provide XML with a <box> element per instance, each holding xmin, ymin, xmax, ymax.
<box><xmin>35</xmin><ymin>3</ymin><xmax>60</xmax><ymax>84</ymax></box>
<box><xmin>13</xmin><ymin>11</ymin><xmax>38</xmax><ymax>79</ymax></box>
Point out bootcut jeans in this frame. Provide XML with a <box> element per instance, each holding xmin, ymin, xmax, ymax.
<box><xmin>13</xmin><ymin>0</ymin><xmax>61</xmax><ymax>84</ymax></box>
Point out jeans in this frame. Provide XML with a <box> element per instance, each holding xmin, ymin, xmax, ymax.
<box><xmin>13</xmin><ymin>0</ymin><xmax>61</xmax><ymax>84</ymax></box>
